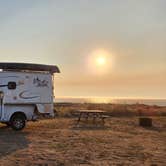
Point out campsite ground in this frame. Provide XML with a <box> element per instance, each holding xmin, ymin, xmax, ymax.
<box><xmin>0</xmin><ymin>104</ymin><xmax>166</xmax><ymax>166</ymax></box>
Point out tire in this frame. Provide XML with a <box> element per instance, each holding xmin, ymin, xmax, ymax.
<box><xmin>10</xmin><ymin>114</ymin><xmax>26</xmax><ymax>131</ymax></box>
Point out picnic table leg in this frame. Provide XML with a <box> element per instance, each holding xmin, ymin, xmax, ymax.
<box><xmin>93</xmin><ymin>113</ymin><xmax>97</xmax><ymax>125</ymax></box>
<box><xmin>77</xmin><ymin>113</ymin><xmax>82</xmax><ymax>125</ymax></box>
<box><xmin>85</xmin><ymin>113</ymin><xmax>89</xmax><ymax>121</ymax></box>
<box><xmin>102</xmin><ymin>117</ymin><xmax>105</xmax><ymax>125</ymax></box>
<box><xmin>93</xmin><ymin>116</ymin><xmax>96</xmax><ymax>124</ymax></box>
<box><xmin>101</xmin><ymin>113</ymin><xmax>105</xmax><ymax>126</ymax></box>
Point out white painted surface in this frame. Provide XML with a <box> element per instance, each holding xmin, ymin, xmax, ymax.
<box><xmin>2</xmin><ymin>105</ymin><xmax>35</xmax><ymax>121</ymax></box>
<box><xmin>0</xmin><ymin>71</ymin><xmax>53</xmax><ymax>104</ymax></box>
<box><xmin>0</xmin><ymin>71</ymin><xmax>55</xmax><ymax>122</ymax></box>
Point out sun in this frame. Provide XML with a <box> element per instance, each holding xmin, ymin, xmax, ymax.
<box><xmin>87</xmin><ymin>48</ymin><xmax>113</xmax><ymax>74</ymax></box>
<box><xmin>96</xmin><ymin>56</ymin><xmax>106</xmax><ymax>66</ymax></box>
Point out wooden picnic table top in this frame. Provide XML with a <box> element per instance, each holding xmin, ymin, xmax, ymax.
<box><xmin>77</xmin><ymin>110</ymin><xmax>106</xmax><ymax>113</ymax></box>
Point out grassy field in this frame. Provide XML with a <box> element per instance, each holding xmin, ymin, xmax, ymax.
<box><xmin>0</xmin><ymin>103</ymin><xmax>165</xmax><ymax>166</ymax></box>
<box><xmin>54</xmin><ymin>103</ymin><xmax>166</xmax><ymax>117</ymax></box>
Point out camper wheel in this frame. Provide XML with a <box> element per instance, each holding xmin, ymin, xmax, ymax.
<box><xmin>10</xmin><ymin>113</ymin><xmax>26</xmax><ymax>130</ymax></box>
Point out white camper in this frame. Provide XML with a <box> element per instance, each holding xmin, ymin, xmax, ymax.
<box><xmin>0</xmin><ymin>63</ymin><xmax>60</xmax><ymax>130</ymax></box>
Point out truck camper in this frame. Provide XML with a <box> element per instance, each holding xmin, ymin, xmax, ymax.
<box><xmin>0</xmin><ymin>63</ymin><xmax>60</xmax><ymax>130</ymax></box>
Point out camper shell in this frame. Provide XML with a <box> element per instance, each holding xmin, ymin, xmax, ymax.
<box><xmin>0</xmin><ymin>63</ymin><xmax>60</xmax><ymax>130</ymax></box>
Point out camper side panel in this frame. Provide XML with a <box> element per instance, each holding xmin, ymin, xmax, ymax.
<box><xmin>0</xmin><ymin>72</ymin><xmax>54</xmax><ymax>104</ymax></box>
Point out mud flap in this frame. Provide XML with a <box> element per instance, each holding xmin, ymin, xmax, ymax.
<box><xmin>36</xmin><ymin>104</ymin><xmax>54</xmax><ymax>117</ymax></box>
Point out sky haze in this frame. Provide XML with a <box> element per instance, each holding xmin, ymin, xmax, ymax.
<box><xmin>0</xmin><ymin>0</ymin><xmax>166</xmax><ymax>98</ymax></box>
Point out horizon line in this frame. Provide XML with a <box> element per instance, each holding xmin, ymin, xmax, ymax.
<box><xmin>55</xmin><ymin>96</ymin><xmax>166</xmax><ymax>100</ymax></box>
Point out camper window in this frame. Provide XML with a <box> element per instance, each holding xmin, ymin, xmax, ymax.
<box><xmin>8</xmin><ymin>82</ymin><xmax>17</xmax><ymax>90</ymax></box>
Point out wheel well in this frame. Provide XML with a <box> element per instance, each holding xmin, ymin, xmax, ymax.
<box><xmin>10</xmin><ymin>112</ymin><xmax>27</xmax><ymax>121</ymax></box>
<box><xmin>34</xmin><ymin>105</ymin><xmax>40</xmax><ymax>115</ymax></box>
<box><xmin>34</xmin><ymin>105</ymin><xmax>38</xmax><ymax>112</ymax></box>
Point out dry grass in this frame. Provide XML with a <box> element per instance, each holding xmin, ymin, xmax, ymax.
<box><xmin>0</xmin><ymin>103</ymin><xmax>165</xmax><ymax>166</ymax></box>
<box><xmin>54</xmin><ymin>103</ymin><xmax>166</xmax><ymax>117</ymax></box>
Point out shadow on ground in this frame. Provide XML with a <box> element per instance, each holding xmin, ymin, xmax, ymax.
<box><xmin>72</xmin><ymin>125</ymin><xmax>110</xmax><ymax>131</ymax></box>
<box><xmin>0</xmin><ymin>125</ymin><xmax>30</xmax><ymax>159</ymax></box>
<box><xmin>142</xmin><ymin>126</ymin><xmax>165</xmax><ymax>132</ymax></box>
<box><xmin>71</xmin><ymin>121</ymin><xmax>110</xmax><ymax>130</ymax></box>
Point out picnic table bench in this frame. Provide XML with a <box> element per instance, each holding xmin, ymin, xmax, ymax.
<box><xmin>76</xmin><ymin>110</ymin><xmax>109</xmax><ymax>125</ymax></box>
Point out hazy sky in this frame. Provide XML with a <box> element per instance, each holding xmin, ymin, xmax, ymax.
<box><xmin>0</xmin><ymin>0</ymin><xmax>166</xmax><ymax>98</ymax></box>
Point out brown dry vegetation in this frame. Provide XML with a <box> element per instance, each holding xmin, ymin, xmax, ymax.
<box><xmin>55</xmin><ymin>103</ymin><xmax>166</xmax><ymax>117</ymax></box>
<box><xmin>0</xmin><ymin>103</ymin><xmax>165</xmax><ymax>166</ymax></box>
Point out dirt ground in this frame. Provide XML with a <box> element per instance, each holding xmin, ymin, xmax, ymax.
<box><xmin>0</xmin><ymin>117</ymin><xmax>165</xmax><ymax>166</ymax></box>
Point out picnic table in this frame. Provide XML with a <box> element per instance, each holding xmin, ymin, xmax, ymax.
<box><xmin>76</xmin><ymin>110</ymin><xmax>109</xmax><ymax>125</ymax></box>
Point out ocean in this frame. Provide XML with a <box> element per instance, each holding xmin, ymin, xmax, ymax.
<box><xmin>55</xmin><ymin>97</ymin><xmax>166</xmax><ymax>107</ymax></box>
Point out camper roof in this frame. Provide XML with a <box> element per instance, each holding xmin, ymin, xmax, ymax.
<box><xmin>0</xmin><ymin>63</ymin><xmax>60</xmax><ymax>73</ymax></box>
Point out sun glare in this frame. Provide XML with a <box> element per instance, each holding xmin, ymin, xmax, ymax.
<box><xmin>87</xmin><ymin>49</ymin><xmax>113</xmax><ymax>74</ymax></box>
<box><xmin>96</xmin><ymin>56</ymin><xmax>106</xmax><ymax>66</ymax></box>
